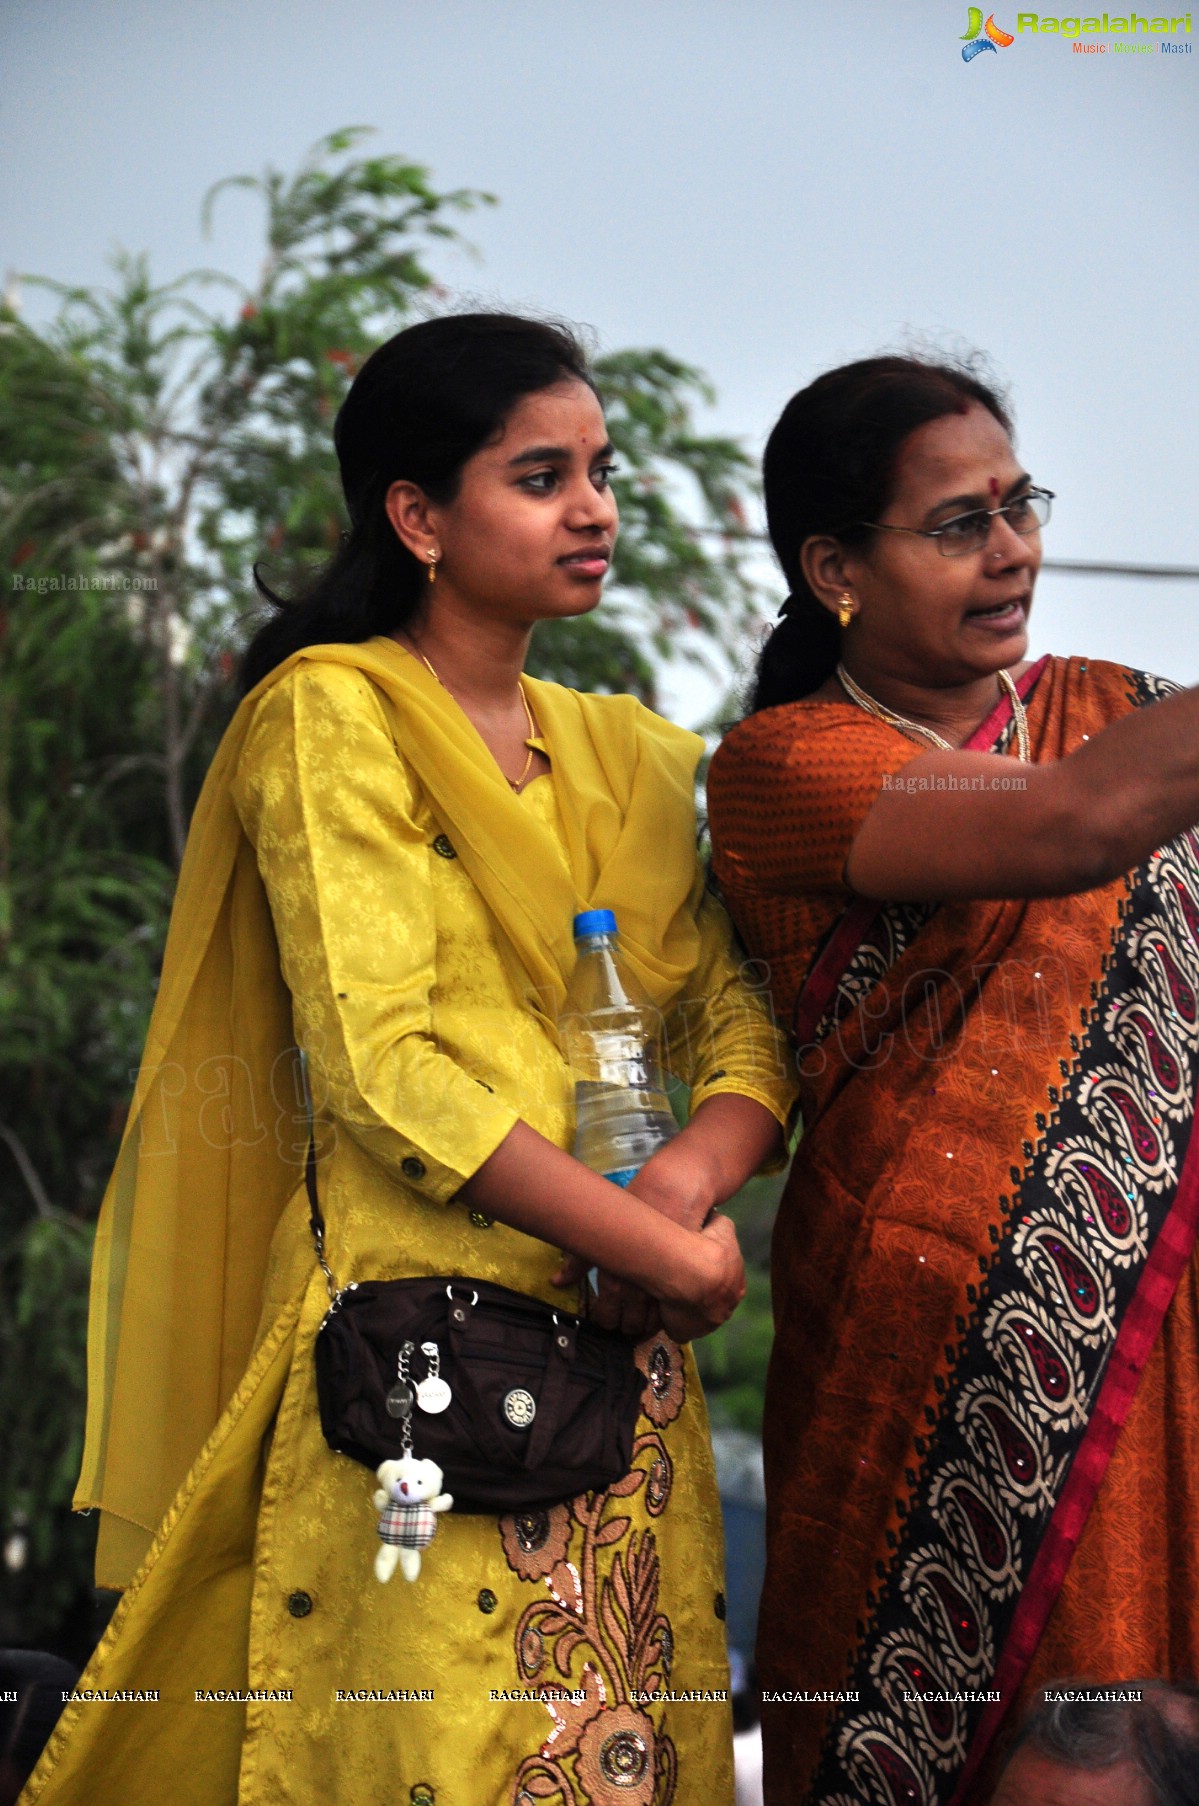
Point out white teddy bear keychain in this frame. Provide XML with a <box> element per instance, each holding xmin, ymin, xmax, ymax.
<box><xmin>373</xmin><ymin>1456</ymin><xmax>453</xmax><ymax>1583</ymax></box>
<box><xmin>373</xmin><ymin>1340</ymin><xmax>453</xmax><ymax>1582</ymax></box>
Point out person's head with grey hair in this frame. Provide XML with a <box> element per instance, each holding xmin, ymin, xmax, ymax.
<box><xmin>989</xmin><ymin>1682</ymin><xmax>1199</xmax><ymax>1806</ymax></box>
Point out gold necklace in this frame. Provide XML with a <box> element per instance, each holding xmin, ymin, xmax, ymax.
<box><xmin>835</xmin><ymin>663</ymin><xmax>1030</xmax><ymax>762</ymax></box>
<box><xmin>414</xmin><ymin>649</ymin><xmax>539</xmax><ymax>791</ymax></box>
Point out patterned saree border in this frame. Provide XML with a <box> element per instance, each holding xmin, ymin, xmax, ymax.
<box><xmin>948</xmin><ymin>1114</ymin><xmax>1199</xmax><ymax>1803</ymax></box>
<box><xmin>802</xmin><ymin>669</ymin><xmax>1199</xmax><ymax>1806</ymax></box>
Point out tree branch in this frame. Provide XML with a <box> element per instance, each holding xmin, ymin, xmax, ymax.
<box><xmin>0</xmin><ymin>1124</ymin><xmax>55</xmax><ymax>1218</ymax></box>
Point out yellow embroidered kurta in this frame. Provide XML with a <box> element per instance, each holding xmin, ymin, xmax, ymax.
<box><xmin>24</xmin><ymin>656</ymin><xmax>794</xmax><ymax>1806</ymax></box>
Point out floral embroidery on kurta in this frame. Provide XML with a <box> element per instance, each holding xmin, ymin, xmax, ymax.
<box><xmin>503</xmin><ymin>1345</ymin><xmax>689</xmax><ymax>1805</ymax></box>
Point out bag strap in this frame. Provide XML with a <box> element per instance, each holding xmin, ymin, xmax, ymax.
<box><xmin>298</xmin><ymin>1049</ymin><xmax>343</xmax><ymax>1308</ymax></box>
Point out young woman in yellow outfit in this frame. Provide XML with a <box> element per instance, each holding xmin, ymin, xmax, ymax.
<box><xmin>22</xmin><ymin>315</ymin><xmax>795</xmax><ymax>1806</ymax></box>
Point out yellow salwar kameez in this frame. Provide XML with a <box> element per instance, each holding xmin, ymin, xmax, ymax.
<box><xmin>23</xmin><ymin>642</ymin><xmax>794</xmax><ymax>1806</ymax></box>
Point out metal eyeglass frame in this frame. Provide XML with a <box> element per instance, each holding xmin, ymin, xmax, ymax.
<box><xmin>861</xmin><ymin>486</ymin><xmax>1054</xmax><ymax>558</ymax></box>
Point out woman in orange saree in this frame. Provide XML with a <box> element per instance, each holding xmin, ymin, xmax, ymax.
<box><xmin>706</xmin><ymin>355</ymin><xmax>1199</xmax><ymax>1806</ymax></box>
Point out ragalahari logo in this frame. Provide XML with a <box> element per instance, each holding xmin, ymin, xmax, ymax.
<box><xmin>961</xmin><ymin>8</ymin><xmax>1017</xmax><ymax>55</ymax></box>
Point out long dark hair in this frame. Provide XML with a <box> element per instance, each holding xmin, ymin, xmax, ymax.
<box><xmin>240</xmin><ymin>312</ymin><xmax>595</xmax><ymax>693</ymax></box>
<box><xmin>749</xmin><ymin>354</ymin><xmax>1013</xmax><ymax>713</ymax></box>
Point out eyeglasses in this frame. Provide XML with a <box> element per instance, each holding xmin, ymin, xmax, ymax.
<box><xmin>863</xmin><ymin>487</ymin><xmax>1054</xmax><ymax>558</ymax></box>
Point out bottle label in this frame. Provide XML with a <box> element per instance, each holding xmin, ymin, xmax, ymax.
<box><xmin>603</xmin><ymin>1166</ymin><xmax>640</xmax><ymax>1189</ymax></box>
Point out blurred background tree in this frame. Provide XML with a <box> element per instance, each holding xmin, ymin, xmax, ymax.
<box><xmin>0</xmin><ymin>129</ymin><xmax>777</xmax><ymax>1656</ymax></box>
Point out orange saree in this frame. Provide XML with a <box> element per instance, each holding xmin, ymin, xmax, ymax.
<box><xmin>707</xmin><ymin>656</ymin><xmax>1199</xmax><ymax>1806</ymax></box>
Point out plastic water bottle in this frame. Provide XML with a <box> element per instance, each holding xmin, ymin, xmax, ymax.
<box><xmin>560</xmin><ymin>909</ymin><xmax>678</xmax><ymax>1190</ymax></box>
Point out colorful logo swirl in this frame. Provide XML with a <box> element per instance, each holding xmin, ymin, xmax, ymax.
<box><xmin>961</xmin><ymin>9</ymin><xmax>1015</xmax><ymax>58</ymax></box>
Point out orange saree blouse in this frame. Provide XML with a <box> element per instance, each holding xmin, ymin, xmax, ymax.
<box><xmin>708</xmin><ymin>657</ymin><xmax>1199</xmax><ymax>1806</ymax></box>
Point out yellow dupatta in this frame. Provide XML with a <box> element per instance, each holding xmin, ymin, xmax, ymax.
<box><xmin>75</xmin><ymin>638</ymin><xmax>704</xmax><ymax>1585</ymax></box>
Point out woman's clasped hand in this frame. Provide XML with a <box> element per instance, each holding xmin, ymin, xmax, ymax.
<box><xmin>549</xmin><ymin>1091</ymin><xmax>777</xmax><ymax>1339</ymax></box>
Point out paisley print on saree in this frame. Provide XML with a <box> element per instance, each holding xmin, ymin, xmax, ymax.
<box><xmin>802</xmin><ymin>673</ymin><xmax>1199</xmax><ymax>1806</ymax></box>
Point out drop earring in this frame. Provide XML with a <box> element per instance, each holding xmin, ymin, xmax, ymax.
<box><xmin>837</xmin><ymin>593</ymin><xmax>856</xmax><ymax>629</ymax></box>
<box><xmin>427</xmin><ymin>550</ymin><xmax>438</xmax><ymax>585</ymax></box>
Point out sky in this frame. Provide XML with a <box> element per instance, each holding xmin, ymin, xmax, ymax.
<box><xmin>2</xmin><ymin>0</ymin><xmax>1196</xmax><ymax>723</ymax></box>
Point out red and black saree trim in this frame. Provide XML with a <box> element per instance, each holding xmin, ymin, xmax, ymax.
<box><xmin>801</xmin><ymin>672</ymin><xmax>1199</xmax><ymax>1806</ymax></box>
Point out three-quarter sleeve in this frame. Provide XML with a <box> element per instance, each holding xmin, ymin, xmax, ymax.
<box><xmin>665</xmin><ymin>884</ymin><xmax>797</xmax><ymax>1139</ymax></box>
<box><xmin>231</xmin><ymin>663</ymin><xmax>520</xmax><ymax>1203</ymax></box>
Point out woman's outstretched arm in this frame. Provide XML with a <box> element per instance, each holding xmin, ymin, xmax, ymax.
<box><xmin>711</xmin><ymin>675</ymin><xmax>1199</xmax><ymax>909</ymax></box>
<box><xmin>847</xmin><ymin>677</ymin><xmax>1199</xmax><ymax>901</ymax></box>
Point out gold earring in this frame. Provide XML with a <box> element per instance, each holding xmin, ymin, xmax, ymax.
<box><xmin>427</xmin><ymin>549</ymin><xmax>438</xmax><ymax>585</ymax></box>
<box><xmin>837</xmin><ymin>593</ymin><xmax>855</xmax><ymax>629</ymax></box>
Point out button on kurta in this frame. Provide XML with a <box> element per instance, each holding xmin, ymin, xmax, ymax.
<box><xmin>287</xmin><ymin>1590</ymin><xmax>313</xmax><ymax>1618</ymax></box>
<box><xmin>401</xmin><ymin>1157</ymin><xmax>426</xmax><ymax>1181</ymax></box>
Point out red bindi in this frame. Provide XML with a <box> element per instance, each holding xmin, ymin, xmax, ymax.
<box><xmin>988</xmin><ymin>477</ymin><xmax>1000</xmax><ymax>499</ymax></box>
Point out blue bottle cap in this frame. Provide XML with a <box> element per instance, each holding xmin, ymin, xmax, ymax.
<box><xmin>572</xmin><ymin>908</ymin><xmax>617</xmax><ymax>939</ymax></box>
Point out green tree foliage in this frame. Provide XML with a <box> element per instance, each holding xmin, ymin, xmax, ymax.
<box><xmin>0</xmin><ymin>130</ymin><xmax>770</xmax><ymax>1654</ymax></box>
<box><xmin>0</xmin><ymin>324</ymin><xmax>177</xmax><ymax>1645</ymax></box>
